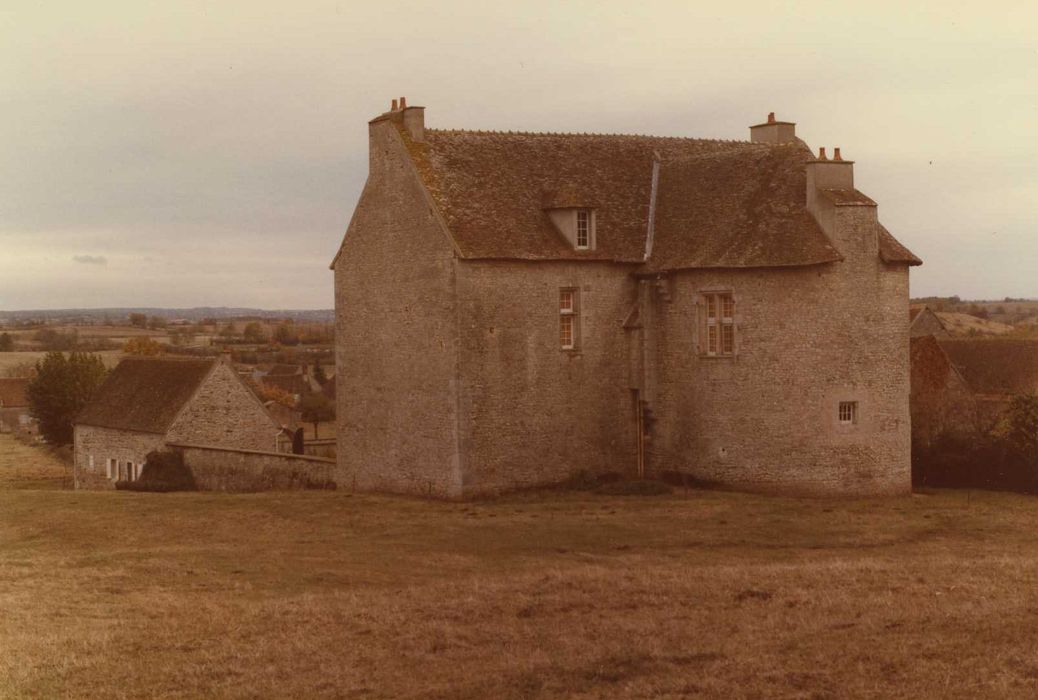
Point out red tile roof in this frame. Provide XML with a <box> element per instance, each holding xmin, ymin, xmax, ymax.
<box><xmin>402</xmin><ymin>126</ymin><xmax>919</xmax><ymax>270</ymax></box>
<box><xmin>0</xmin><ymin>378</ymin><xmax>29</xmax><ymax>408</ymax></box>
<box><xmin>937</xmin><ymin>339</ymin><xmax>1038</xmax><ymax>396</ymax></box>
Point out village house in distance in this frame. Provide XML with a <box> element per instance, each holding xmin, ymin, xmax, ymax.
<box><xmin>73</xmin><ymin>357</ymin><xmax>282</xmax><ymax>487</ymax></box>
<box><xmin>332</xmin><ymin>99</ymin><xmax>921</xmax><ymax>499</ymax></box>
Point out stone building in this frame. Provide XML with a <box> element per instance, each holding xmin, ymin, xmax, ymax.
<box><xmin>0</xmin><ymin>377</ymin><xmax>32</xmax><ymax>435</ymax></box>
<box><xmin>331</xmin><ymin>100</ymin><xmax>921</xmax><ymax>498</ymax></box>
<box><xmin>73</xmin><ymin>357</ymin><xmax>281</xmax><ymax>488</ymax></box>
<box><xmin>911</xmin><ymin>336</ymin><xmax>1038</xmax><ymax>447</ymax></box>
<box><xmin>909</xmin><ymin>305</ymin><xmax>948</xmax><ymax>338</ymax></box>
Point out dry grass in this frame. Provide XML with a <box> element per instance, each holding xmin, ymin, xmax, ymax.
<box><xmin>0</xmin><ymin>433</ymin><xmax>72</xmax><ymax>489</ymax></box>
<box><xmin>0</xmin><ymin>350</ymin><xmax>124</xmax><ymax>374</ymax></box>
<box><xmin>936</xmin><ymin>312</ymin><xmax>1015</xmax><ymax>336</ymax></box>
<box><xmin>3</xmin><ymin>435</ymin><xmax>1038</xmax><ymax>698</ymax></box>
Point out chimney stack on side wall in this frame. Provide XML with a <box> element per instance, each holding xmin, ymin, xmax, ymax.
<box><xmin>370</xmin><ymin>96</ymin><xmax>426</xmax><ymax>143</ymax></box>
<box><xmin>749</xmin><ymin>112</ymin><xmax>797</xmax><ymax>144</ymax></box>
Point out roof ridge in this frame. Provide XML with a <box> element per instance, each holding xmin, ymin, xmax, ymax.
<box><xmin>425</xmin><ymin>127</ymin><xmax>752</xmax><ymax>144</ymax></box>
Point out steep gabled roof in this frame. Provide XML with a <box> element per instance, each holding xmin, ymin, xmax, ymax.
<box><xmin>76</xmin><ymin>357</ymin><xmax>215</xmax><ymax>433</ymax></box>
<box><xmin>0</xmin><ymin>378</ymin><xmax>29</xmax><ymax>408</ymax></box>
<box><xmin>401</xmin><ymin>125</ymin><xmax>915</xmax><ymax>271</ymax></box>
<box><xmin>937</xmin><ymin>339</ymin><xmax>1038</xmax><ymax>396</ymax></box>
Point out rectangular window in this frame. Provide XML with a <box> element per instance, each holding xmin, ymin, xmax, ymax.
<box><xmin>107</xmin><ymin>458</ymin><xmax>116</xmax><ymax>480</ymax></box>
<box><xmin>125</xmin><ymin>461</ymin><xmax>134</xmax><ymax>481</ymax></box>
<box><xmin>559</xmin><ymin>288</ymin><xmax>579</xmax><ymax>350</ymax></box>
<box><xmin>702</xmin><ymin>292</ymin><xmax>735</xmax><ymax>357</ymax></box>
<box><xmin>576</xmin><ymin>210</ymin><xmax>590</xmax><ymax>249</ymax></box>
<box><xmin>839</xmin><ymin>401</ymin><xmax>858</xmax><ymax>425</ymax></box>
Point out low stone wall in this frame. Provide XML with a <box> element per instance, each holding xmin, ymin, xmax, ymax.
<box><xmin>168</xmin><ymin>443</ymin><xmax>336</xmax><ymax>492</ymax></box>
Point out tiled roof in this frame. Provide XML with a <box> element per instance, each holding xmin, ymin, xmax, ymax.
<box><xmin>879</xmin><ymin>224</ymin><xmax>922</xmax><ymax>266</ymax></box>
<box><xmin>937</xmin><ymin>339</ymin><xmax>1038</xmax><ymax>396</ymax></box>
<box><xmin>403</xmin><ymin>126</ymin><xmax>917</xmax><ymax>270</ymax></box>
<box><xmin>76</xmin><ymin>357</ymin><xmax>215</xmax><ymax>433</ymax></box>
<box><xmin>648</xmin><ymin>144</ymin><xmax>842</xmax><ymax>270</ymax></box>
<box><xmin>0</xmin><ymin>378</ymin><xmax>29</xmax><ymax>408</ymax></box>
<box><xmin>265</xmin><ymin>364</ymin><xmax>302</xmax><ymax>377</ymax></box>
<box><xmin>262</xmin><ymin>374</ymin><xmax>310</xmax><ymax>397</ymax></box>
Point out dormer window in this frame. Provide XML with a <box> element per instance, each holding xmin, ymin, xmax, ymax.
<box><xmin>576</xmin><ymin>210</ymin><xmax>590</xmax><ymax>249</ymax></box>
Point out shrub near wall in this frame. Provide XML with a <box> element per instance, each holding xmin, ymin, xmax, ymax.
<box><xmin>116</xmin><ymin>449</ymin><xmax>198</xmax><ymax>492</ymax></box>
<box><xmin>913</xmin><ymin>434</ymin><xmax>1038</xmax><ymax>493</ymax></box>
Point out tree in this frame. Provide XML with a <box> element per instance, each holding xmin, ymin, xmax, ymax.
<box><xmin>0</xmin><ymin>332</ymin><xmax>13</xmax><ymax>352</ymax></box>
<box><xmin>273</xmin><ymin>321</ymin><xmax>300</xmax><ymax>346</ymax></box>
<box><xmin>299</xmin><ymin>392</ymin><xmax>334</xmax><ymax>438</ymax></box>
<box><xmin>147</xmin><ymin>316</ymin><xmax>167</xmax><ymax>330</ymax></box>
<box><xmin>26</xmin><ymin>352</ymin><xmax>108</xmax><ymax>445</ymax></box>
<box><xmin>123</xmin><ymin>336</ymin><xmax>163</xmax><ymax>356</ymax></box>
<box><xmin>128</xmin><ymin>313</ymin><xmax>147</xmax><ymax>328</ymax></box>
<box><xmin>255</xmin><ymin>382</ymin><xmax>296</xmax><ymax>408</ymax></box>
<box><xmin>313</xmin><ymin>360</ymin><xmax>327</xmax><ymax>386</ymax></box>
<box><xmin>1003</xmin><ymin>394</ymin><xmax>1038</xmax><ymax>457</ymax></box>
<box><xmin>243</xmin><ymin>322</ymin><xmax>268</xmax><ymax>344</ymax></box>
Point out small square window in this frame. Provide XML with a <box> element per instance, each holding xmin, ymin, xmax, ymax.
<box><xmin>838</xmin><ymin>401</ymin><xmax>858</xmax><ymax>425</ymax></box>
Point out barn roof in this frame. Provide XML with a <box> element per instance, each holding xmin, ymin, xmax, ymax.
<box><xmin>400</xmin><ymin>126</ymin><xmax>918</xmax><ymax>270</ymax></box>
<box><xmin>76</xmin><ymin>357</ymin><xmax>216</xmax><ymax>433</ymax></box>
<box><xmin>0</xmin><ymin>378</ymin><xmax>29</xmax><ymax>408</ymax></box>
<box><xmin>937</xmin><ymin>339</ymin><xmax>1038</xmax><ymax>396</ymax></box>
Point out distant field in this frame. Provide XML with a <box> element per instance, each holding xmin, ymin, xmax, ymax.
<box><xmin>0</xmin><ymin>350</ymin><xmax>124</xmax><ymax>375</ymax></box>
<box><xmin>937</xmin><ymin>312</ymin><xmax>1015</xmax><ymax>336</ymax></box>
<box><xmin>3</xmin><ymin>434</ymin><xmax>1038</xmax><ymax>698</ymax></box>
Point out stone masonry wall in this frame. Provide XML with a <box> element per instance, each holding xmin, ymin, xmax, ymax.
<box><xmin>171</xmin><ymin>443</ymin><xmax>336</xmax><ymax>492</ymax></box>
<box><xmin>334</xmin><ymin>120</ymin><xmax>462</xmax><ymax>498</ymax></box>
<box><xmin>166</xmin><ymin>362</ymin><xmax>281</xmax><ymax>452</ymax></box>
<box><xmin>74</xmin><ymin>424</ymin><xmax>165</xmax><ymax>489</ymax></box>
<box><xmin>453</xmin><ymin>260</ymin><xmax>639</xmax><ymax>495</ymax></box>
<box><xmin>648</xmin><ymin>206</ymin><xmax>912</xmax><ymax>496</ymax></box>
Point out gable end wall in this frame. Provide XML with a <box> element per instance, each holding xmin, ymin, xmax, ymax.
<box><xmin>165</xmin><ymin>363</ymin><xmax>280</xmax><ymax>451</ymax></box>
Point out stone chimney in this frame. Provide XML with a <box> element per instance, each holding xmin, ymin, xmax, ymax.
<box><xmin>805</xmin><ymin>145</ymin><xmax>854</xmax><ymax>218</ymax></box>
<box><xmin>749</xmin><ymin>112</ymin><xmax>796</xmax><ymax>144</ymax></box>
<box><xmin>369</xmin><ymin>96</ymin><xmax>425</xmax><ymax>142</ymax></box>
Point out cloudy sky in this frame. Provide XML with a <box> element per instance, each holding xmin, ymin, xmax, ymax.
<box><xmin>2</xmin><ymin>1</ymin><xmax>1036</xmax><ymax>310</ymax></box>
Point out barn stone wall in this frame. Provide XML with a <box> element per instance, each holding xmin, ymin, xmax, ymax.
<box><xmin>171</xmin><ymin>443</ymin><xmax>336</xmax><ymax>492</ymax></box>
<box><xmin>166</xmin><ymin>362</ymin><xmax>280</xmax><ymax>452</ymax></box>
<box><xmin>73</xmin><ymin>425</ymin><xmax>165</xmax><ymax>489</ymax></box>
<box><xmin>333</xmin><ymin>119</ymin><xmax>463</xmax><ymax>498</ymax></box>
<box><xmin>647</xmin><ymin>207</ymin><xmax>912</xmax><ymax>496</ymax></box>
<box><xmin>453</xmin><ymin>260</ymin><xmax>639</xmax><ymax>495</ymax></box>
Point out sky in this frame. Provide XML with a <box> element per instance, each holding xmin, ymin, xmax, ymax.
<box><xmin>2</xmin><ymin>1</ymin><xmax>1036</xmax><ymax>310</ymax></box>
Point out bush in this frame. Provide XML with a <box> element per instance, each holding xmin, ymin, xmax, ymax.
<box><xmin>595</xmin><ymin>480</ymin><xmax>672</xmax><ymax>496</ymax></box>
<box><xmin>117</xmin><ymin>449</ymin><xmax>197</xmax><ymax>492</ymax></box>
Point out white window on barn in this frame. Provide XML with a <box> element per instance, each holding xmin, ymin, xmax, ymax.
<box><xmin>559</xmin><ymin>288</ymin><xmax>579</xmax><ymax>350</ymax></box>
<box><xmin>107</xmin><ymin>458</ymin><xmax>116</xmax><ymax>480</ymax></box>
<box><xmin>576</xmin><ymin>210</ymin><xmax>591</xmax><ymax>249</ymax></box>
<box><xmin>839</xmin><ymin>401</ymin><xmax>858</xmax><ymax>425</ymax></box>
<box><xmin>701</xmin><ymin>292</ymin><xmax>736</xmax><ymax>357</ymax></box>
<box><xmin>88</xmin><ymin>455</ymin><xmax>94</xmax><ymax>471</ymax></box>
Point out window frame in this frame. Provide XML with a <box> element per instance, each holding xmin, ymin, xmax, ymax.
<box><xmin>838</xmin><ymin>401</ymin><xmax>858</xmax><ymax>426</ymax></box>
<box><xmin>575</xmin><ymin>210</ymin><xmax>591</xmax><ymax>250</ymax></box>
<box><xmin>700</xmin><ymin>291</ymin><xmax>736</xmax><ymax>358</ymax></box>
<box><xmin>559</xmin><ymin>287</ymin><xmax>580</xmax><ymax>351</ymax></box>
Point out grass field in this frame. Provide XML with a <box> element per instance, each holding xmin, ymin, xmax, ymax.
<box><xmin>3</xmin><ymin>434</ymin><xmax>1038</xmax><ymax>698</ymax></box>
<box><xmin>0</xmin><ymin>350</ymin><xmax>124</xmax><ymax>375</ymax></box>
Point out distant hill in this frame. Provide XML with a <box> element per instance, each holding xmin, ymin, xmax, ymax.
<box><xmin>0</xmin><ymin>307</ymin><xmax>334</xmax><ymax>324</ymax></box>
<box><xmin>935</xmin><ymin>312</ymin><xmax>1015</xmax><ymax>336</ymax></box>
